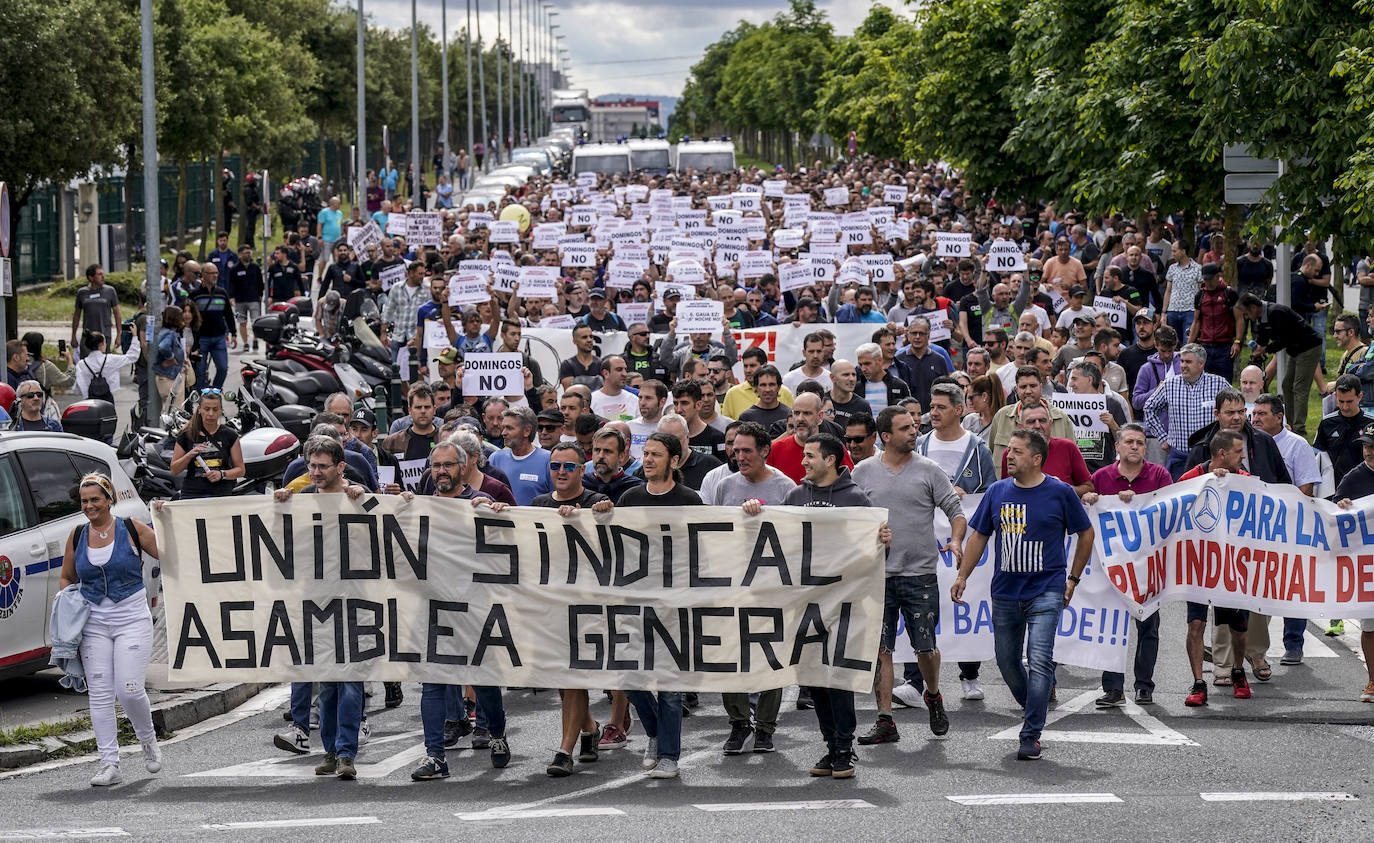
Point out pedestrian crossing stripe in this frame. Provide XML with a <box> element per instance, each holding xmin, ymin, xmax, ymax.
<box><xmin>185</xmin><ymin>729</ymin><xmax>426</xmax><ymax>779</ymax></box>
<box><xmin>988</xmin><ymin>689</ymin><xmax>1198</xmax><ymax>746</ymax></box>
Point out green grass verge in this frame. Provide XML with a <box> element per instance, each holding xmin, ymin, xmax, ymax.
<box><xmin>0</xmin><ymin>716</ymin><xmax>91</xmax><ymax>747</ymax></box>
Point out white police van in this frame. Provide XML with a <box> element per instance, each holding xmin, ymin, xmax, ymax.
<box><xmin>0</xmin><ymin>432</ymin><xmax>154</xmax><ymax>679</ymax></box>
<box><xmin>571</xmin><ymin>142</ymin><xmax>633</xmax><ymax>177</ymax></box>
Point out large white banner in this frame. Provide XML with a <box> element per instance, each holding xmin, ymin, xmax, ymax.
<box><xmin>1089</xmin><ymin>473</ymin><xmax>1374</xmax><ymax>620</ymax></box>
<box><xmin>892</xmin><ymin>494</ymin><xmax>1131</xmax><ymax>673</ymax></box>
<box><xmin>157</xmin><ymin>496</ymin><xmax>888</xmax><ymax>692</ymax></box>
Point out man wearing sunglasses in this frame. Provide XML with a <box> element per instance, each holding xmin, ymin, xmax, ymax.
<box><xmin>12</xmin><ymin>384</ymin><xmax>62</xmax><ymax>432</ymax></box>
<box><xmin>623</xmin><ymin>322</ymin><xmax>668</xmax><ymax>384</ymax></box>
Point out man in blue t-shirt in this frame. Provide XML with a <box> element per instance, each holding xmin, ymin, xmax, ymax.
<box><xmin>953</xmin><ymin>427</ymin><xmax>1093</xmax><ymax>762</ymax></box>
<box><xmin>487</xmin><ymin>405</ymin><xmax>551</xmax><ymax>505</ymax></box>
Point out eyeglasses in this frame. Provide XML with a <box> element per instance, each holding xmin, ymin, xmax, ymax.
<box><xmin>549</xmin><ymin>461</ymin><xmax>582</xmax><ymax>472</ymax></box>
<box><xmin>430</xmin><ymin>460</ymin><xmax>462</xmax><ymax>470</ymax></box>
<box><xmin>844</xmin><ymin>435</ymin><xmax>869</xmax><ymax>444</ymax></box>
<box><xmin>538</xmin><ymin>424</ymin><xmax>564</xmax><ymax>432</ymax></box>
<box><xmin>630</xmin><ymin>331</ymin><xmax>649</xmax><ymax>338</ymax></box>
<box><xmin>19</xmin><ymin>390</ymin><xmax>43</xmax><ymax>399</ymax></box>
<box><xmin>305</xmin><ymin>462</ymin><xmax>339</xmax><ymax>473</ymax></box>
<box><xmin>908</xmin><ymin>330</ymin><xmax>929</xmax><ymax>337</ymax></box>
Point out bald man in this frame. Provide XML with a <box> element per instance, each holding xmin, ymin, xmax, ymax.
<box><xmin>766</xmin><ymin>393</ymin><xmax>854</xmax><ymax>483</ymax></box>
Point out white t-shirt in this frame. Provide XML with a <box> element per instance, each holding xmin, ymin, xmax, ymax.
<box><xmin>925</xmin><ymin>430</ymin><xmax>972</xmax><ymax>481</ymax></box>
<box><xmin>591</xmin><ymin>388</ymin><xmax>637</xmax><ymax>422</ymax></box>
<box><xmin>1055</xmin><ymin>305</ymin><xmax>1099</xmax><ymax>330</ymax></box>
<box><xmin>783</xmin><ymin>366</ymin><xmax>832</xmax><ymax>392</ymax></box>
<box><xmin>626</xmin><ymin>417</ymin><xmax>658</xmax><ymax>459</ymax></box>
<box><xmin>997</xmin><ymin>361</ymin><xmax>1020</xmax><ymax>397</ymax></box>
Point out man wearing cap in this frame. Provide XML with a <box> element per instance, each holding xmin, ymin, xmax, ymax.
<box><xmin>581</xmin><ymin>287</ymin><xmax>627</xmax><ymax>332</ymax></box>
<box><xmin>348</xmin><ymin>408</ymin><xmax>402</xmax><ymax>493</ymax></box>
<box><xmin>1118</xmin><ymin>312</ymin><xmax>1159</xmax><ymax>395</ymax></box>
<box><xmin>432</xmin><ymin>346</ymin><xmax>461</xmax><ymax>393</ymax></box>
<box><xmin>1054</xmin><ymin>286</ymin><xmax>1097</xmax><ymax>331</ymax></box>
<box><xmin>1187</xmin><ymin>263</ymin><xmax>1243</xmax><ymax>380</ymax></box>
<box><xmin>536</xmin><ymin>407</ymin><xmax>566</xmax><ymax>451</ymax></box>
<box><xmin>1051</xmin><ymin>314</ymin><xmax>1096</xmax><ymax>381</ymax></box>
<box><xmin>648</xmin><ymin>287</ymin><xmax>681</xmax><ymax>334</ymax></box>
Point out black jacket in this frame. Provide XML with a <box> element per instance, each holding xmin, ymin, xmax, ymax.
<box><xmin>1183</xmin><ymin>421</ymin><xmax>1293</xmax><ymax>485</ymax></box>
<box><xmin>1251</xmin><ymin>302</ymin><xmax>1322</xmax><ymax>356</ymax></box>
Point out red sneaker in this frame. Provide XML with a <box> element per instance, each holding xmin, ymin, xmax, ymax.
<box><xmin>1232</xmin><ymin>672</ymin><xmax>1252</xmax><ymax>699</ymax></box>
<box><xmin>1184</xmin><ymin>682</ymin><xmax>1208</xmax><ymax>707</ymax></box>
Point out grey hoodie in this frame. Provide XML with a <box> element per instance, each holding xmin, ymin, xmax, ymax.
<box><xmin>781</xmin><ymin>467</ymin><xmax>873</xmax><ymax>508</ymax></box>
<box><xmin>852</xmin><ymin>451</ymin><xmax>965</xmax><ymax>577</ymax></box>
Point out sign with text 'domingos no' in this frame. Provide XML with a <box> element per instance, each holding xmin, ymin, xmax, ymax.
<box><xmin>156</xmin><ymin>496</ymin><xmax>888</xmax><ymax>691</ymax></box>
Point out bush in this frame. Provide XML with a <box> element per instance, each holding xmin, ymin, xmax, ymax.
<box><xmin>47</xmin><ymin>270</ymin><xmax>145</xmax><ymax>305</ymax></box>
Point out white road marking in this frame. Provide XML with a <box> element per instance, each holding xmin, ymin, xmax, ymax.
<box><xmin>185</xmin><ymin>729</ymin><xmax>425</xmax><ymax>779</ymax></box>
<box><xmin>0</xmin><ymin>685</ymin><xmax>292</xmax><ymax>781</ymax></box>
<box><xmin>201</xmin><ymin>817</ymin><xmax>380</xmax><ymax>830</ymax></box>
<box><xmin>693</xmin><ymin>799</ymin><xmax>875</xmax><ymax>812</ymax></box>
<box><xmin>947</xmin><ymin>793</ymin><xmax>1123</xmax><ymax>805</ymax></box>
<box><xmin>0</xmin><ymin>831</ymin><xmax>129</xmax><ymax>840</ymax></box>
<box><xmin>1263</xmin><ymin>619</ymin><xmax>1338</xmax><ymax>659</ymax></box>
<box><xmin>1199</xmin><ymin>792</ymin><xmax>1358</xmax><ymax>802</ymax></box>
<box><xmin>988</xmin><ymin>689</ymin><xmax>1198</xmax><ymax>746</ymax></box>
<box><xmin>456</xmin><ymin>807</ymin><xmax>626</xmax><ymax>821</ymax></box>
<box><xmin>491</xmin><ymin>746</ymin><xmax>720</xmax><ymax>814</ymax></box>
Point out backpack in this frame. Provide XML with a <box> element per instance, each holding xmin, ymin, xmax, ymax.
<box><xmin>83</xmin><ymin>356</ymin><xmax>114</xmax><ymax>403</ymax></box>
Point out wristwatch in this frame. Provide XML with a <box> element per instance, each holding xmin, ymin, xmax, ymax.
<box><xmin>1067</xmin><ymin>574</ymin><xmax>1082</xmax><ymax>584</ymax></box>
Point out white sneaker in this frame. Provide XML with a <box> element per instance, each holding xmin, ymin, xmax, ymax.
<box><xmin>961</xmin><ymin>678</ymin><xmax>985</xmax><ymax>701</ymax></box>
<box><xmin>142</xmin><ymin>740</ymin><xmax>162</xmax><ymax>773</ymax></box>
<box><xmin>90</xmin><ymin>764</ymin><xmax>122</xmax><ymax>787</ymax></box>
<box><xmin>358</xmin><ymin>720</ymin><xmax>371</xmax><ymax>747</ymax></box>
<box><xmin>641</xmin><ymin>738</ymin><xmax>659</xmax><ymax>769</ymax></box>
<box><xmin>274</xmin><ymin>726</ymin><xmax>310</xmax><ymax>755</ymax></box>
<box><xmin>892</xmin><ymin>681</ymin><xmax>924</xmax><ymax>709</ymax></box>
<box><xmin>648</xmin><ymin>757</ymin><xmax>679</xmax><ymax>779</ymax></box>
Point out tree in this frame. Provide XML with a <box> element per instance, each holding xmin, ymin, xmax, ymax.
<box><xmin>0</xmin><ymin>0</ymin><xmax>138</xmax><ymax>332</ymax></box>
<box><xmin>674</xmin><ymin>21</ymin><xmax>757</xmax><ymax>138</ymax></box>
<box><xmin>812</xmin><ymin>6</ymin><xmax>920</xmax><ymax>160</ymax></box>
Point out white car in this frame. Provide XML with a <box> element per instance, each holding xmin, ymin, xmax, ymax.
<box><xmin>0</xmin><ymin>432</ymin><xmax>155</xmax><ymax>679</ymax></box>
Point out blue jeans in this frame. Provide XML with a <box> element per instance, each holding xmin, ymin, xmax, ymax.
<box><xmin>1166</xmin><ymin>447</ymin><xmax>1189</xmax><ymax>480</ymax></box>
<box><xmin>421</xmin><ymin>684</ymin><xmax>505</xmax><ymax>758</ymax></box>
<box><xmin>196</xmin><ymin>334</ymin><xmax>229</xmax><ymax>389</ymax></box>
<box><xmin>626</xmin><ymin>691</ymin><xmax>682</xmax><ymax>761</ymax></box>
<box><xmin>318</xmin><ymin>681</ymin><xmax>364</xmax><ymax>759</ymax></box>
<box><xmin>1166</xmin><ymin>310</ymin><xmax>1194</xmax><ymax>342</ymax></box>
<box><xmin>992</xmin><ymin>590</ymin><xmax>1064</xmax><ymax>743</ymax></box>
<box><xmin>1201</xmin><ymin>343</ymin><xmax>1234</xmax><ymax>382</ymax></box>
<box><xmin>808</xmin><ymin>687</ymin><xmax>856</xmax><ymax>752</ymax></box>
<box><xmin>289</xmin><ymin>681</ymin><xmax>313</xmax><ymax>732</ymax></box>
<box><xmin>1101</xmin><ymin>612</ymin><xmax>1162</xmax><ymax>693</ymax></box>
<box><xmin>1283</xmin><ymin>617</ymin><xmax>1308</xmax><ymax>654</ymax></box>
<box><xmin>1307</xmin><ymin>311</ymin><xmax>1329</xmax><ymax>361</ymax></box>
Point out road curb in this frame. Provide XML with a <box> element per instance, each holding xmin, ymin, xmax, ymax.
<box><xmin>0</xmin><ymin>682</ymin><xmax>271</xmax><ymax>770</ymax></box>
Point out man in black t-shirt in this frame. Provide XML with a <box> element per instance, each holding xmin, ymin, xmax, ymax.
<box><xmin>827</xmin><ymin>360</ymin><xmax>873</xmax><ymax>428</ymax></box>
<box><xmin>1335</xmin><ymin>425</ymin><xmax>1374</xmax><ymax>503</ymax></box>
<box><xmin>738</xmin><ymin>365</ymin><xmax>791</xmax><ymax>430</ymax></box>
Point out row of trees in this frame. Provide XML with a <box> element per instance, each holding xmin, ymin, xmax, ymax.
<box><xmin>675</xmin><ymin>0</ymin><xmax>1374</xmax><ymax>260</ymax></box>
<box><xmin>1</xmin><ymin>0</ymin><xmax>543</xmax><ymax>331</ymax></box>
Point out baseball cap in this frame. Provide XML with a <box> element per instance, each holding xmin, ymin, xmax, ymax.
<box><xmin>348</xmin><ymin>408</ymin><xmax>377</xmax><ymax>428</ymax></box>
<box><xmin>1072</xmin><ymin>313</ymin><xmax>1094</xmax><ymax>325</ymax></box>
<box><xmin>1201</xmin><ymin>262</ymin><xmax>1222</xmax><ymax>278</ymax></box>
<box><xmin>1068</xmin><ymin>285</ymin><xmax>1086</xmax><ymax>297</ymax></box>
<box><xmin>1134</xmin><ymin>310</ymin><xmax>1154</xmax><ymax>322</ymax></box>
<box><xmin>1359</xmin><ymin>422</ymin><xmax>1374</xmax><ymax>446</ymax></box>
<box><xmin>663</xmin><ymin>288</ymin><xmax>682</xmax><ymax>299</ymax></box>
<box><xmin>589</xmin><ymin>286</ymin><xmax>607</xmax><ymax>298</ymax></box>
<box><xmin>537</xmin><ymin>408</ymin><xmax>566</xmax><ymax>426</ymax></box>
<box><xmin>436</xmin><ymin>347</ymin><xmax>460</xmax><ymax>365</ymax></box>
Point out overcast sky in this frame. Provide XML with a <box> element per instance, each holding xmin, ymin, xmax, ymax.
<box><xmin>363</xmin><ymin>0</ymin><xmax>911</xmax><ymax>98</ymax></box>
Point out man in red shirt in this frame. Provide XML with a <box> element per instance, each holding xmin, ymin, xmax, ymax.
<box><xmin>767</xmin><ymin>392</ymin><xmax>852</xmax><ymax>482</ymax></box>
<box><xmin>998</xmin><ymin>401</ymin><xmax>1092</xmax><ymax>496</ymax></box>
<box><xmin>1188</xmin><ymin>263</ymin><xmax>1243</xmax><ymax>381</ymax></box>
<box><xmin>1177</xmin><ymin>428</ymin><xmax>1254</xmax><ymax>706</ymax></box>
<box><xmin>1083</xmin><ymin>423</ymin><xmax>1174</xmax><ymax>707</ymax></box>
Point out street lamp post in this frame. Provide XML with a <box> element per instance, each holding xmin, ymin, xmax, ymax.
<box><xmin>495</xmin><ymin>1</ymin><xmax>503</xmax><ymax>165</ymax></box>
<box><xmin>441</xmin><ymin>0</ymin><xmax>450</xmax><ymax>181</ymax></box>
<box><xmin>410</xmin><ymin>0</ymin><xmax>420</xmax><ymax>202</ymax></box>
<box><xmin>465</xmin><ymin>0</ymin><xmax>474</xmax><ymax>187</ymax></box>
<box><xmin>356</xmin><ymin>0</ymin><xmax>366</xmax><ymax>217</ymax></box>
<box><xmin>141</xmin><ymin>0</ymin><xmax>162</xmax><ymax>423</ymax></box>
<box><xmin>476</xmin><ymin>0</ymin><xmax>488</xmax><ymax>175</ymax></box>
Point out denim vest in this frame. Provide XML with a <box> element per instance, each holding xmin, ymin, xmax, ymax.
<box><xmin>154</xmin><ymin>327</ymin><xmax>185</xmax><ymax>380</ymax></box>
<box><xmin>75</xmin><ymin>518</ymin><xmax>145</xmax><ymax>604</ymax></box>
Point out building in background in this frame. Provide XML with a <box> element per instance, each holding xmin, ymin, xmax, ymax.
<box><xmin>590</xmin><ymin>99</ymin><xmax>662</xmax><ymax>142</ymax></box>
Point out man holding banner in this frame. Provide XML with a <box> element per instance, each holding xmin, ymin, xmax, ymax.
<box><xmin>955</xmin><ymin>427</ymin><xmax>1094</xmax><ymax>761</ymax></box>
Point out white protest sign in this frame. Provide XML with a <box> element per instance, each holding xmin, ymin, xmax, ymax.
<box><xmin>840</xmin><ymin>220</ymin><xmax>872</xmax><ymax>246</ymax></box>
<box><xmin>447</xmin><ymin>275</ymin><xmax>490</xmax><ymax>307</ymax></box>
<box><xmin>707</xmin><ymin>195</ymin><xmax>731</xmax><ymax>212</ymax></box>
<box><xmin>569</xmin><ymin>205</ymin><xmax>597</xmax><ymax>227</ymax></box>
<box><xmin>397</xmin><ymin>458</ymin><xmax>428</xmax><ymax>491</ymax></box>
<box><xmin>924</xmin><ymin>310</ymin><xmax>952</xmax><ymax>343</ymax></box>
<box><xmin>518</xmin><ymin>265</ymin><xmax>560</xmax><ymax>299</ymax></box>
<box><xmin>533</xmin><ymin>223</ymin><xmax>564</xmax><ymax>250</ymax></box>
<box><xmin>540</xmin><ymin>314</ymin><xmax>577</xmax><ymax>330</ymax></box>
<box><xmin>462</xmin><ymin>353</ymin><xmax>525</xmax><ymax>396</ymax></box>
<box><xmin>607</xmin><ymin>260</ymin><xmax>643</xmax><ymax>289</ymax></box>
<box><xmin>935</xmin><ymin>232</ymin><xmax>973</xmax><ymax>258</ymax></box>
<box><xmin>740</xmin><ymin>251</ymin><xmax>773</xmax><ymax>281</ymax></box>
<box><xmin>347</xmin><ymin>220</ymin><xmax>383</xmax><ymax>253</ymax></box>
<box><xmin>773</xmin><ymin>228</ymin><xmax>805</xmax><ymax>250</ymax></box>
<box><xmin>667</xmin><ymin>259</ymin><xmax>706</xmax><ymax>286</ymax></box>
<box><xmin>493</xmin><ymin>262</ymin><xmax>521</xmax><ymax>293</ymax></box>
<box><xmin>378</xmin><ymin>263</ymin><xmax>407</xmax><ymax>292</ymax></box>
<box><xmin>763</xmin><ymin>179</ymin><xmax>786</xmax><ymax>198</ymax></box>
<box><xmin>377</xmin><ymin>465</ymin><xmax>396</xmax><ymax>488</ymax></box>
<box><xmin>468</xmin><ymin>212</ymin><xmax>494</xmax><ymax>229</ymax></box>
<box><xmin>488</xmin><ymin>220</ymin><xmax>519</xmax><ymax>244</ymax></box>
<box><xmin>677</xmin><ymin>210</ymin><xmax>708</xmax><ymax>232</ymax></box>
<box><xmin>577</xmin><ymin>172</ymin><xmax>598</xmax><ymax>188</ymax></box>
<box><xmin>407</xmin><ymin>213</ymin><xmax>444</xmax><ymax>247</ymax></box>
<box><xmin>804</xmin><ymin>255</ymin><xmax>835</xmax><ymax>282</ymax></box>
<box><xmin>552</xmin><ymin>185</ymin><xmax>574</xmax><ymax>202</ymax></box>
<box><xmin>987</xmin><ymin>239</ymin><xmax>1028</xmax><ymax>272</ymax></box>
<box><xmin>823</xmin><ymin>186</ymin><xmax>849</xmax><ymax>207</ymax></box>
<box><xmin>561</xmin><ymin>244</ymin><xmax>597</xmax><ymax>269</ymax></box>
<box><xmin>677</xmin><ymin>299</ymin><xmax>724</xmax><ymax>332</ymax></box>
<box><xmin>779</xmin><ymin>262</ymin><xmax>813</xmax><ymax>293</ymax></box>
<box><xmin>457</xmin><ymin>259</ymin><xmax>492</xmax><ymax>281</ymax></box>
<box><xmin>386</xmin><ymin>214</ymin><xmax>410</xmax><ymax>238</ymax></box>
<box><xmin>733</xmin><ymin>192</ymin><xmax>761</xmax><ymax>213</ymax></box>
<box><xmin>883</xmin><ymin>184</ymin><xmax>908</xmax><ymax>205</ymax></box>
<box><xmin>1094</xmin><ymin>295</ymin><xmax>1128</xmax><ymax>329</ymax></box>
<box><xmin>861</xmin><ymin>254</ymin><xmax>894</xmax><ymax>285</ymax></box>
<box><xmin>1054</xmin><ymin>393</ymin><xmax>1110</xmax><ymax>434</ymax></box>
<box><xmin>423</xmin><ymin>319</ymin><xmax>452</xmax><ymax>350</ymax></box>
<box><xmin>617</xmin><ymin>302</ymin><xmax>651</xmax><ymax>327</ymax></box>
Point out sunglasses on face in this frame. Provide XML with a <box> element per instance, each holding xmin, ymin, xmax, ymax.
<box><xmin>20</xmin><ymin>391</ymin><xmax>43</xmax><ymax>399</ymax></box>
<box><xmin>844</xmin><ymin>435</ymin><xmax>869</xmax><ymax>444</ymax></box>
<box><xmin>549</xmin><ymin>461</ymin><xmax>582</xmax><ymax>472</ymax></box>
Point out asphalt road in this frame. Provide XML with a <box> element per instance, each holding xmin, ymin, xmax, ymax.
<box><xmin>4</xmin><ymin>606</ymin><xmax>1373</xmax><ymax>841</ymax></box>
